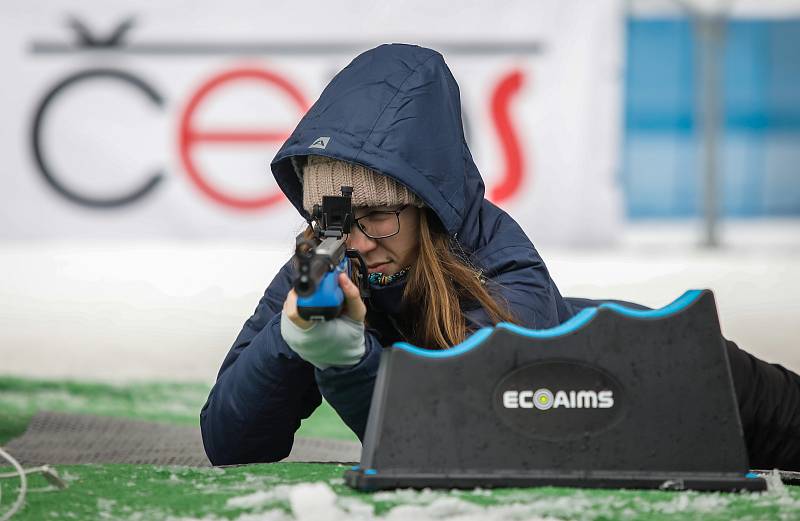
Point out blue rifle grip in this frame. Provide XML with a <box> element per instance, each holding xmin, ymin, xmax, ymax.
<box><xmin>297</xmin><ymin>257</ymin><xmax>350</xmax><ymax>320</ymax></box>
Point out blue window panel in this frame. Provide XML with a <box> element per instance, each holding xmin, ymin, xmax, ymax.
<box><xmin>767</xmin><ymin>22</ymin><xmax>800</xmax><ymax>128</ymax></box>
<box><xmin>723</xmin><ymin>21</ymin><xmax>768</xmax><ymax>130</ymax></box>
<box><xmin>623</xmin><ymin>18</ymin><xmax>800</xmax><ymax>218</ymax></box>
<box><xmin>722</xmin><ymin>131</ymin><xmax>765</xmax><ymax>216</ymax></box>
<box><xmin>764</xmin><ymin>135</ymin><xmax>800</xmax><ymax>215</ymax></box>
<box><xmin>623</xmin><ymin>134</ymin><xmax>698</xmax><ymax>218</ymax></box>
<box><xmin>625</xmin><ymin>19</ymin><xmax>695</xmax><ymax>133</ymax></box>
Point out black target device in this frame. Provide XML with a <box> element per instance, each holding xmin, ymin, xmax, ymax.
<box><xmin>345</xmin><ymin>290</ymin><xmax>766</xmax><ymax>492</ymax></box>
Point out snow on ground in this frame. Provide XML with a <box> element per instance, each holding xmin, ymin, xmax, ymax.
<box><xmin>166</xmin><ymin>471</ymin><xmax>800</xmax><ymax>521</ymax></box>
<box><xmin>1</xmin><ymin>219</ymin><xmax>798</xmax><ymax>382</ymax></box>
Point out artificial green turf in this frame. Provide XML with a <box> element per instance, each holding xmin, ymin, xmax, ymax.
<box><xmin>0</xmin><ymin>375</ymin><xmax>357</xmax><ymax>445</ymax></box>
<box><xmin>2</xmin><ymin>376</ymin><xmax>800</xmax><ymax>520</ymax></box>
<box><xmin>0</xmin><ymin>463</ymin><xmax>344</xmax><ymax>520</ymax></box>
<box><xmin>0</xmin><ymin>410</ymin><xmax>29</xmax><ymax>447</ymax></box>
<box><xmin>1</xmin><ymin>463</ymin><xmax>799</xmax><ymax>520</ymax></box>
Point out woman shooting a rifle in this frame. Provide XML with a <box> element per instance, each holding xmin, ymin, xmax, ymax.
<box><xmin>201</xmin><ymin>44</ymin><xmax>800</xmax><ymax>470</ymax></box>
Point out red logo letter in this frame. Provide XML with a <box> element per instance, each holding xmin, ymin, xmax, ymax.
<box><xmin>179</xmin><ymin>67</ymin><xmax>309</xmax><ymax>210</ymax></box>
<box><xmin>489</xmin><ymin>69</ymin><xmax>526</xmax><ymax>203</ymax></box>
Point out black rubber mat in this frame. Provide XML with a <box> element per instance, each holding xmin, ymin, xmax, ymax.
<box><xmin>5</xmin><ymin>411</ymin><xmax>361</xmax><ymax>466</ymax></box>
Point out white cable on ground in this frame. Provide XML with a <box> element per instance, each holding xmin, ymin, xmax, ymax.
<box><xmin>0</xmin><ymin>447</ymin><xmax>27</xmax><ymax>521</ymax></box>
<box><xmin>0</xmin><ymin>465</ymin><xmax>65</xmax><ymax>483</ymax></box>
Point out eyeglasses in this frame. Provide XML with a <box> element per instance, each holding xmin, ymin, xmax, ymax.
<box><xmin>353</xmin><ymin>205</ymin><xmax>408</xmax><ymax>239</ymax></box>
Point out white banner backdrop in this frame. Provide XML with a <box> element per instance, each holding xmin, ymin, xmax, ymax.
<box><xmin>0</xmin><ymin>0</ymin><xmax>624</xmax><ymax>245</ymax></box>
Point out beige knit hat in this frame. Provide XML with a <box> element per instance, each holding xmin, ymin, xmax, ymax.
<box><xmin>302</xmin><ymin>155</ymin><xmax>423</xmax><ymax>213</ymax></box>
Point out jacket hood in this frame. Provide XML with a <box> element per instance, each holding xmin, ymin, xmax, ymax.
<box><xmin>271</xmin><ymin>43</ymin><xmax>487</xmax><ymax>249</ymax></box>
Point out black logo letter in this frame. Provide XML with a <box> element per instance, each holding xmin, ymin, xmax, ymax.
<box><xmin>31</xmin><ymin>68</ymin><xmax>165</xmax><ymax>208</ymax></box>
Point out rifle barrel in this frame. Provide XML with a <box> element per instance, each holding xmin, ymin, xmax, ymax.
<box><xmin>294</xmin><ymin>236</ymin><xmax>346</xmax><ymax>297</ymax></box>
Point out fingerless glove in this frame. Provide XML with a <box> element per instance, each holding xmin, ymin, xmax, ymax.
<box><xmin>280</xmin><ymin>313</ymin><xmax>366</xmax><ymax>370</ymax></box>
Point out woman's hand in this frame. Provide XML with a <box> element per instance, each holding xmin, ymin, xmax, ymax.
<box><xmin>282</xmin><ymin>272</ymin><xmax>366</xmax><ymax>329</ymax></box>
<box><xmin>337</xmin><ymin>272</ymin><xmax>367</xmax><ymax>322</ymax></box>
<box><xmin>282</xmin><ymin>288</ymin><xmax>314</xmax><ymax>330</ymax></box>
<box><xmin>280</xmin><ymin>272</ymin><xmax>368</xmax><ymax>370</ymax></box>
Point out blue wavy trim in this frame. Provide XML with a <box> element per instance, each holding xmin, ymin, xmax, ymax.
<box><xmin>394</xmin><ymin>327</ymin><xmax>494</xmax><ymax>358</ymax></box>
<box><xmin>600</xmin><ymin>289</ymin><xmax>703</xmax><ymax>319</ymax></box>
<box><xmin>498</xmin><ymin>307</ymin><xmax>598</xmax><ymax>339</ymax></box>
<box><xmin>392</xmin><ymin>290</ymin><xmax>704</xmax><ymax>358</ymax></box>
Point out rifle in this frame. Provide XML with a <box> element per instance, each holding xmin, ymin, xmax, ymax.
<box><xmin>293</xmin><ymin>186</ymin><xmax>369</xmax><ymax>321</ymax></box>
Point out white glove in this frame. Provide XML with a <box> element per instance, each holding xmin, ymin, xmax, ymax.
<box><xmin>280</xmin><ymin>272</ymin><xmax>369</xmax><ymax>370</ymax></box>
<box><xmin>280</xmin><ymin>312</ymin><xmax>366</xmax><ymax>370</ymax></box>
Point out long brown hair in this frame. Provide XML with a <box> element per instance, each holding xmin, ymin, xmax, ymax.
<box><xmin>302</xmin><ymin>208</ymin><xmax>516</xmax><ymax>350</ymax></box>
<box><xmin>402</xmin><ymin>209</ymin><xmax>516</xmax><ymax>349</ymax></box>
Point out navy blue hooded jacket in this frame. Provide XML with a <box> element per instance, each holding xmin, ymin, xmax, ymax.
<box><xmin>200</xmin><ymin>44</ymin><xmax>574</xmax><ymax>464</ymax></box>
<box><xmin>200</xmin><ymin>44</ymin><xmax>800</xmax><ymax>469</ymax></box>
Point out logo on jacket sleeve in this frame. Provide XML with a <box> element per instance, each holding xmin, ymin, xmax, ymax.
<box><xmin>309</xmin><ymin>136</ymin><xmax>330</xmax><ymax>149</ymax></box>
